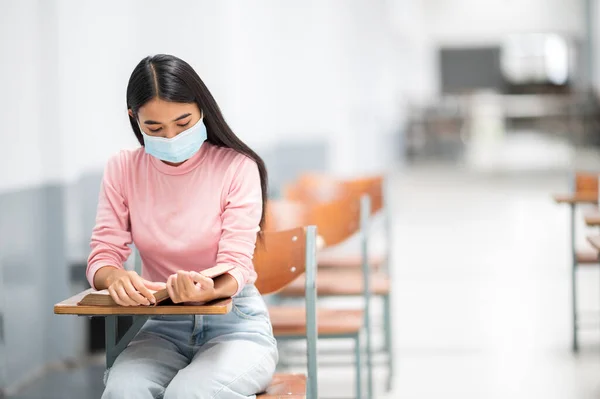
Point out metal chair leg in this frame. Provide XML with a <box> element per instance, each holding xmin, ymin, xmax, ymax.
<box><xmin>355</xmin><ymin>334</ymin><xmax>362</xmax><ymax>399</ymax></box>
<box><xmin>105</xmin><ymin>316</ymin><xmax>118</xmax><ymax>368</ymax></box>
<box><xmin>360</xmin><ymin>196</ymin><xmax>374</xmax><ymax>399</ymax></box>
<box><xmin>570</xmin><ymin>203</ymin><xmax>579</xmax><ymax>353</ymax></box>
<box><xmin>572</xmin><ymin>262</ymin><xmax>579</xmax><ymax>353</ymax></box>
<box><xmin>383</xmin><ymin>293</ymin><xmax>393</xmax><ymax>391</ymax></box>
<box><xmin>105</xmin><ymin>315</ymin><xmax>148</xmax><ymax>368</ymax></box>
<box><xmin>365</xmin><ymin>304</ymin><xmax>373</xmax><ymax>399</ymax></box>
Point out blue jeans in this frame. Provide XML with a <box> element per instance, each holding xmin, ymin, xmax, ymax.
<box><xmin>102</xmin><ymin>284</ymin><xmax>278</xmax><ymax>399</ymax></box>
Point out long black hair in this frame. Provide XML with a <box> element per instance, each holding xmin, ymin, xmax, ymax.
<box><xmin>126</xmin><ymin>54</ymin><xmax>268</xmax><ymax>229</ymax></box>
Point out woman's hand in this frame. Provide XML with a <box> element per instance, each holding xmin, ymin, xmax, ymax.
<box><xmin>107</xmin><ymin>269</ymin><xmax>167</xmax><ymax>306</ymax></box>
<box><xmin>167</xmin><ymin>270</ymin><xmax>216</xmax><ymax>304</ymax></box>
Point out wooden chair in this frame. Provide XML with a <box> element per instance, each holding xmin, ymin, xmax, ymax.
<box><xmin>254</xmin><ymin>226</ymin><xmax>319</xmax><ymax>399</ymax></box>
<box><xmin>553</xmin><ymin>171</ymin><xmax>599</xmax><ymax>352</ymax></box>
<box><xmin>280</xmin><ymin>174</ymin><xmax>394</xmax><ymax>391</ymax></box>
<box><xmin>55</xmin><ymin>226</ymin><xmax>320</xmax><ymax>399</ymax></box>
<box><xmin>282</xmin><ymin>174</ymin><xmax>389</xmax><ymax>273</ymax></box>
<box><xmin>280</xmin><ymin>174</ymin><xmax>389</xmax><ymax>291</ymax></box>
<box><xmin>267</xmin><ymin>194</ymin><xmax>375</xmax><ymax>398</ymax></box>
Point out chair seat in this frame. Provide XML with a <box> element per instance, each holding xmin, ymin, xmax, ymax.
<box><xmin>258</xmin><ymin>373</ymin><xmax>306</xmax><ymax>399</ymax></box>
<box><xmin>576</xmin><ymin>251</ymin><xmax>598</xmax><ymax>264</ymax></box>
<box><xmin>269</xmin><ymin>306</ymin><xmax>363</xmax><ymax>336</ymax></box>
<box><xmin>318</xmin><ymin>252</ymin><xmax>385</xmax><ymax>270</ymax></box>
<box><xmin>278</xmin><ymin>270</ymin><xmax>390</xmax><ymax>297</ymax></box>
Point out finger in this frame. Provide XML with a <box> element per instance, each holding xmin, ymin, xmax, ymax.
<box><xmin>115</xmin><ymin>285</ymin><xmax>137</xmax><ymax>306</ymax></box>
<box><xmin>191</xmin><ymin>272</ymin><xmax>213</xmax><ymax>289</ymax></box>
<box><xmin>171</xmin><ymin>274</ymin><xmax>182</xmax><ymax>301</ymax></box>
<box><xmin>108</xmin><ymin>286</ymin><xmax>126</xmax><ymax>306</ymax></box>
<box><xmin>176</xmin><ymin>271</ymin><xmax>189</xmax><ymax>297</ymax></box>
<box><xmin>131</xmin><ymin>277</ymin><xmax>156</xmax><ymax>304</ymax></box>
<box><xmin>142</xmin><ymin>279</ymin><xmax>167</xmax><ymax>291</ymax></box>
<box><xmin>123</xmin><ymin>279</ymin><xmax>150</xmax><ymax>305</ymax></box>
<box><xmin>190</xmin><ymin>271</ymin><xmax>209</xmax><ymax>285</ymax></box>
<box><xmin>181</xmin><ymin>273</ymin><xmax>196</xmax><ymax>294</ymax></box>
<box><xmin>167</xmin><ymin>275</ymin><xmax>179</xmax><ymax>303</ymax></box>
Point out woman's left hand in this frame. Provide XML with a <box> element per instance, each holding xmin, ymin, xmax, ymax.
<box><xmin>167</xmin><ymin>270</ymin><xmax>216</xmax><ymax>304</ymax></box>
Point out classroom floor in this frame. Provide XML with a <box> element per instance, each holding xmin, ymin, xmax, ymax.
<box><xmin>381</xmin><ymin>166</ymin><xmax>600</xmax><ymax>399</ymax></box>
<box><xmin>9</xmin><ymin>164</ymin><xmax>600</xmax><ymax>399</ymax></box>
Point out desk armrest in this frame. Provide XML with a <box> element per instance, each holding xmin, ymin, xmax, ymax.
<box><xmin>54</xmin><ymin>288</ymin><xmax>232</xmax><ymax>316</ymax></box>
<box><xmin>553</xmin><ymin>193</ymin><xmax>598</xmax><ymax>204</ymax></box>
<box><xmin>585</xmin><ymin>212</ymin><xmax>600</xmax><ymax>227</ymax></box>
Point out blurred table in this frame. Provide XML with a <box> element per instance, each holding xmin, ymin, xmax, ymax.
<box><xmin>553</xmin><ymin>193</ymin><xmax>598</xmax><ymax>205</ymax></box>
<box><xmin>585</xmin><ymin>212</ymin><xmax>600</xmax><ymax>227</ymax></box>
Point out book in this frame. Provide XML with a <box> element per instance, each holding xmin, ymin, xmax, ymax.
<box><xmin>78</xmin><ymin>264</ymin><xmax>235</xmax><ymax>306</ymax></box>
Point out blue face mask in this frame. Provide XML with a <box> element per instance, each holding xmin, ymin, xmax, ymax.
<box><xmin>140</xmin><ymin>116</ymin><xmax>207</xmax><ymax>163</ymax></box>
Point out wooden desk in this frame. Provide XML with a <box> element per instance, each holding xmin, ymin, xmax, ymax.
<box><xmin>553</xmin><ymin>193</ymin><xmax>598</xmax><ymax>204</ymax></box>
<box><xmin>55</xmin><ymin>289</ymin><xmax>233</xmax><ymax>367</ymax></box>
<box><xmin>54</xmin><ymin>288</ymin><xmax>232</xmax><ymax>316</ymax></box>
<box><xmin>585</xmin><ymin>212</ymin><xmax>600</xmax><ymax>227</ymax></box>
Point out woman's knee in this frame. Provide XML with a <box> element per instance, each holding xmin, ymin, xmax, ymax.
<box><xmin>163</xmin><ymin>374</ymin><xmax>214</xmax><ymax>399</ymax></box>
<box><xmin>163</xmin><ymin>366</ymin><xmax>274</xmax><ymax>399</ymax></box>
<box><xmin>102</xmin><ymin>372</ymin><xmax>164</xmax><ymax>399</ymax></box>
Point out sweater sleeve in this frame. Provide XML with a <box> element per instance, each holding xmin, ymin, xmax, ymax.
<box><xmin>217</xmin><ymin>156</ymin><xmax>262</xmax><ymax>296</ymax></box>
<box><xmin>86</xmin><ymin>153</ymin><xmax>132</xmax><ymax>289</ymax></box>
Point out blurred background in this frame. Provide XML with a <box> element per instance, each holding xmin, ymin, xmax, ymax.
<box><xmin>2</xmin><ymin>0</ymin><xmax>600</xmax><ymax>398</ymax></box>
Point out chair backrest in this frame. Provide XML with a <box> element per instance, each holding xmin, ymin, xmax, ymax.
<box><xmin>253</xmin><ymin>227</ymin><xmax>308</xmax><ymax>295</ymax></box>
<box><xmin>253</xmin><ymin>226</ymin><xmax>319</xmax><ymax>399</ymax></box>
<box><xmin>304</xmin><ymin>195</ymin><xmax>362</xmax><ymax>248</ymax></box>
<box><xmin>341</xmin><ymin>176</ymin><xmax>384</xmax><ymax>214</ymax></box>
<box><xmin>284</xmin><ymin>173</ymin><xmax>385</xmax><ymax>215</ymax></box>
<box><xmin>286</xmin><ymin>173</ymin><xmax>391</xmax><ymax>272</ymax></box>
<box><xmin>265</xmin><ymin>195</ymin><xmax>363</xmax><ymax>249</ymax></box>
<box><xmin>574</xmin><ymin>172</ymin><xmax>599</xmax><ymax>197</ymax></box>
<box><xmin>264</xmin><ymin>200</ymin><xmax>307</xmax><ymax>232</ymax></box>
<box><xmin>283</xmin><ymin>173</ymin><xmax>340</xmax><ymax>204</ymax></box>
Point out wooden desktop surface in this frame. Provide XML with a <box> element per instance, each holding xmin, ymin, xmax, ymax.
<box><xmin>585</xmin><ymin>212</ymin><xmax>600</xmax><ymax>227</ymax></box>
<box><xmin>54</xmin><ymin>288</ymin><xmax>232</xmax><ymax>316</ymax></box>
<box><xmin>553</xmin><ymin>193</ymin><xmax>598</xmax><ymax>204</ymax></box>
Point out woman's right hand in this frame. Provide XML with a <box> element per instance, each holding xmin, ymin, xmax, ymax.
<box><xmin>106</xmin><ymin>269</ymin><xmax>167</xmax><ymax>306</ymax></box>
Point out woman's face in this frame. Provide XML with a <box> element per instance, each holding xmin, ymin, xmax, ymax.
<box><xmin>132</xmin><ymin>98</ymin><xmax>201</xmax><ymax>139</ymax></box>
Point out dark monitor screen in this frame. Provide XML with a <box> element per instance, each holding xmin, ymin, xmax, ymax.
<box><xmin>439</xmin><ymin>47</ymin><xmax>506</xmax><ymax>94</ymax></box>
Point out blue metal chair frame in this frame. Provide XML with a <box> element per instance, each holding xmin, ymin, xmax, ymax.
<box><xmin>564</xmin><ymin>171</ymin><xmax>599</xmax><ymax>353</ymax></box>
<box><xmin>275</xmin><ymin>195</ymin><xmax>373</xmax><ymax>399</ymax></box>
<box><xmin>381</xmin><ymin>177</ymin><xmax>394</xmax><ymax>391</ymax></box>
<box><xmin>304</xmin><ymin>225</ymin><xmax>320</xmax><ymax>399</ymax></box>
<box><xmin>306</xmin><ymin>180</ymin><xmax>395</xmax><ymax>394</ymax></box>
<box><xmin>568</xmin><ymin>171</ymin><xmax>579</xmax><ymax>353</ymax></box>
<box><xmin>361</xmin><ymin>194</ymin><xmax>374</xmax><ymax>399</ymax></box>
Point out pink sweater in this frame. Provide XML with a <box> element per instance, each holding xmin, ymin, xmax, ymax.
<box><xmin>86</xmin><ymin>142</ymin><xmax>261</xmax><ymax>296</ymax></box>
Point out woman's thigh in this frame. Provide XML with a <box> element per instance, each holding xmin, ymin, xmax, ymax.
<box><xmin>102</xmin><ymin>331</ymin><xmax>190</xmax><ymax>399</ymax></box>
<box><xmin>164</xmin><ymin>285</ymin><xmax>279</xmax><ymax>398</ymax></box>
<box><xmin>164</xmin><ymin>337</ymin><xmax>278</xmax><ymax>399</ymax></box>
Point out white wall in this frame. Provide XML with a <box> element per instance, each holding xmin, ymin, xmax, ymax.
<box><xmin>0</xmin><ymin>0</ymin><xmax>61</xmax><ymax>193</ymax></box>
<box><xmin>3</xmin><ymin>0</ymin><xmax>404</xmax><ymax>192</ymax></box>
<box><xmin>592</xmin><ymin>0</ymin><xmax>600</xmax><ymax>92</ymax></box>
<box><xmin>50</xmin><ymin>0</ymin><xmax>402</xmax><ymax>182</ymax></box>
<box><xmin>0</xmin><ymin>0</ymin><xmax>402</xmax><ymax>254</ymax></box>
<box><xmin>423</xmin><ymin>0</ymin><xmax>584</xmax><ymax>46</ymax></box>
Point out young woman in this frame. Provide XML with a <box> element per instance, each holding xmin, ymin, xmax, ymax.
<box><xmin>86</xmin><ymin>54</ymin><xmax>277</xmax><ymax>398</ymax></box>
